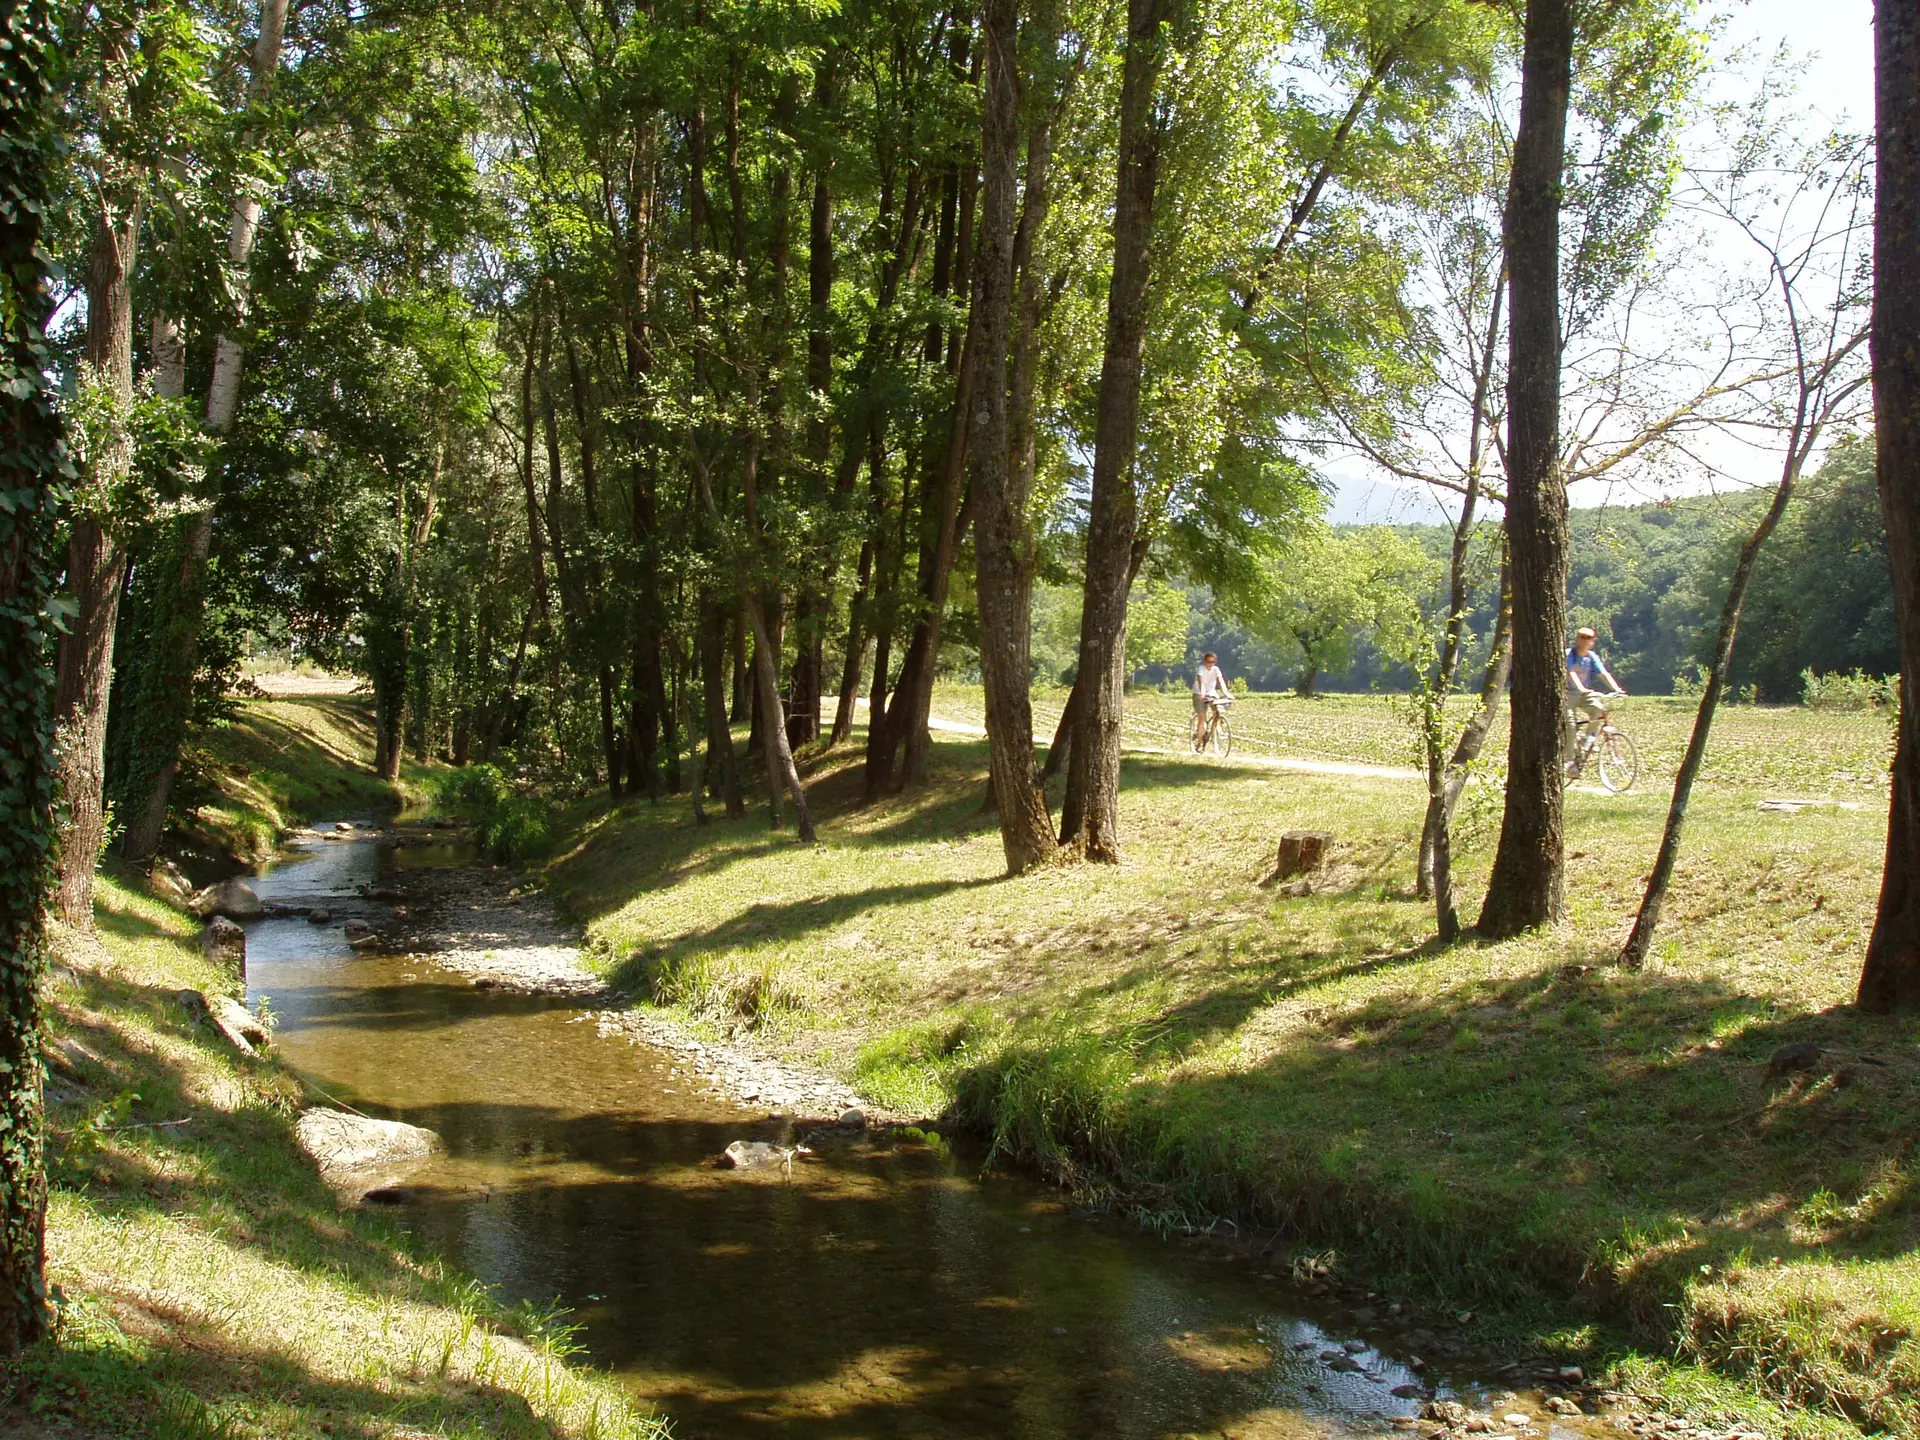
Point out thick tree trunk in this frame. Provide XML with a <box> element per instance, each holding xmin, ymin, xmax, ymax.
<box><xmin>787</xmin><ymin>592</ymin><xmax>822</xmax><ymax>748</ymax></box>
<box><xmin>0</xmin><ymin>9</ymin><xmax>61</xmax><ymax>1345</ymax></box>
<box><xmin>970</xmin><ymin>0</ymin><xmax>1054</xmax><ymax>874</ymax></box>
<box><xmin>1062</xmin><ymin>0</ymin><xmax>1170</xmax><ymax>861</ymax></box>
<box><xmin>119</xmin><ymin>0</ymin><xmax>289</xmax><ymax>862</ymax></box>
<box><xmin>55</xmin><ymin>183</ymin><xmax>141</xmax><ymax>925</ymax></box>
<box><xmin>1477</xmin><ymin>0</ymin><xmax>1574</xmax><ymax>940</ymax></box>
<box><xmin>1859</xmin><ymin>0</ymin><xmax>1920</xmax><ymax>1010</ymax></box>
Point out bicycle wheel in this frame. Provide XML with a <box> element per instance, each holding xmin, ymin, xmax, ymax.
<box><xmin>1210</xmin><ymin>714</ymin><xmax>1231</xmax><ymax>758</ymax></box>
<box><xmin>1596</xmin><ymin>728</ymin><xmax>1638</xmax><ymax>793</ymax></box>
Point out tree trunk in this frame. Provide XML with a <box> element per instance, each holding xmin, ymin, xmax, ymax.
<box><xmin>1062</xmin><ymin>0</ymin><xmax>1170</xmax><ymax>862</ymax></box>
<box><xmin>119</xmin><ymin>0</ymin><xmax>289</xmax><ymax>862</ymax></box>
<box><xmin>830</xmin><ymin>535</ymin><xmax>874</xmax><ymax>745</ymax></box>
<box><xmin>701</xmin><ymin>596</ymin><xmax>746</xmax><ymax>818</ymax></box>
<box><xmin>1621</xmin><ymin>455</ymin><xmax>1804</xmax><ymax>967</ymax></box>
<box><xmin>55</xmin><ymin>178</ymin><xmax>141</xmax><ymax>925</ymax></box>
<box><xmin>969</xmin><ymin>0</ymin><xmax>1054</xmax><ymax>874</ymax></box>
<box><xmin>1429</xmin><ymin>559</ymin><xmax>1512</xmax><ymax>943</ymax></box>
<box><xmin>1476</xmin><ymin>0</ymin><xmax>1574</xmax><ymax>940</ymax></box>
<box><xmin>0</xmin><ymin>7</ymin><xmax>61</xmax><ymax>1346</ymax></box>
<box><xmin>749</xmin><ymin>591</ymin><xmax>816</xmax><ymax>841</ymax></box>
<box><xmin>1859</xmin><ymin>0</ymin><xmax>1920</xmax><ymax>1010</ymax></box>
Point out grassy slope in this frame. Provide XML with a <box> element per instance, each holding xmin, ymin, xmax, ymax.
<box><xmin>172</xmin><ymin>698</ymin><xmax>415</xmax><ymax>865</ymax></box>
<box><xmin>6</xmin><ymin>699</ymin><xmax>668</xmax><ymax>1440</ymax></box>
<box><xmin>540</xmin><ymin>692</ymin><xmax>1916</xmax><ymax>1440</ymax></box>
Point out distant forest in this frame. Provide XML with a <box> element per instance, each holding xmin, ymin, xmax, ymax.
<box><xmin>1167</xmin><ymin>438</ymin><xmax>1896</xmax><ymax>701</ymax></box>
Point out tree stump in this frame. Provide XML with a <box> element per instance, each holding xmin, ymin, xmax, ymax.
<box><xmin>1276</xmin><ymin>831</ymin><xmax>1333</xmax><ymax>878</ymax></box>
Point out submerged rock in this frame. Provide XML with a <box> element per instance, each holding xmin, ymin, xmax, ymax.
<box><xmin>296</xmin><ymin>1107</ymin><xmax>438</xmax><ymax>1172</ymax></box>
<box><xmin>307</xmin><ymin>907</ymin><xmax>332</xmax><ymax>925</ymax></box>
<box><xmin>189</xmin><ymin>878</ymin><xmax>265</xmax><ymax>921</ymax></box>
<box><xmin>718</xmin><ymin>1140</ymin><xmax>790</xmax><ymax>1171</ymax></box>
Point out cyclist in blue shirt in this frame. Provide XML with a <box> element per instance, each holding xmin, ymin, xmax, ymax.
<box><xmin>1565</xmin><ymin>626</ymin><xmax>1626</xmax><ymax>760</ymax></box>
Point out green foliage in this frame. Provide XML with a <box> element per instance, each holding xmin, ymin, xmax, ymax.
<box><xmin>1125</xmin><ymin>579</ymin><xmax>1191</xmax><ymax>675</ymax></box>
<box><xmin>1801</xmin><ymin>669</ymin><xmax>1900</xmax><ymax>713</ymax></box>
<box><xmin>0</xmin><ymin>0</ymin><xmax>66</xmax><ymax>1350</ymax></box>
<box><xmin>1243</xmin><ymin>526</ymin><xmax>1440</xmax><ymax>696</ymax></box>
<box><xmin>427</xmin><ymin>764</ymin><xmax>550</xmax><ymax>863</ymax></box>
<box><xmin>1720</xmin><ymin>440</ymin><xmax>1899</xmax><ymax>701</ymax></box>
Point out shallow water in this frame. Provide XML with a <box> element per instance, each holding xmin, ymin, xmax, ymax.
<box><xmin>243</xmin><ymin>831</ymin><xmax>1579</xmax><ymax>1440</ymax></box>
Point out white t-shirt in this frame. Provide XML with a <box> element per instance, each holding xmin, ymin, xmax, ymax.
<box><xmin>1194</xmin><ymin>664</ymin><xmax>1227</xmax><ymax>699</ymax></box>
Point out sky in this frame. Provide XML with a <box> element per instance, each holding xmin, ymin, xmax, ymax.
<box><xmin>1327</xmin><ymin>0</ymin><xmax>1879</xmax><ymax>525</ymax></box>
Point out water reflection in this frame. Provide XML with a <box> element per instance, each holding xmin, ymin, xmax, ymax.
<box><xmin>243</xmin><ymin>832</ymin><xmax>1531</xmax><ymax>1440</ymax></box>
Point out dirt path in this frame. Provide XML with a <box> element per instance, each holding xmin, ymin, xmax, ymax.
<box><xmin>851</xmin><ymin>698</ymin><xmax>1425</xmax><ymax>783</ymax></box>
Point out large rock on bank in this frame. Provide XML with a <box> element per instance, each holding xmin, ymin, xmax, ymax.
<box><xmin>189</xmin><ymin>878</ymin><xmax>265</xmax><ymax>921</ymax></box>
<box><xmin>295</xmin><ymin>1108</ymin><xmax>438</xmax><ymax>1172</ymax></box>
<box><xmin>200</xmin><ymin>915</ymin><xmax>247</xmax><ymax>971</ymax></box>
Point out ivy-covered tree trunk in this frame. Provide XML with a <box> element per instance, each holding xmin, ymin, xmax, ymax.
<box><xmin>1860</xmin><ymin>0</ymin><xmax>1920</xmax><ymax>1011</ymax></box>
<box><xmin>0</xmin><ymin>0</ymin><xmax>62</xmax><ymax>1350</ymax></box>
<box><xmin>55</xmin><ymin>152</ymin><xmax>142</xmax><ymax>925</ymax></box>
<box><xmin>1477</xmin><ymin>0</ymin><xmax>1574</xmax><ymax>940</ymax></box>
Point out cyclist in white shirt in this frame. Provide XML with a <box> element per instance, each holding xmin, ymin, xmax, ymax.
<box><xmin>1192</xmin><ymin>652</ymin><xmax>1229</xmax><ymax>748</ymax></box>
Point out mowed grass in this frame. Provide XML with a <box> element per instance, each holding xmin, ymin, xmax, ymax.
<box><xmin>173</xmin><ymin>698</ymin><xmax>416</xmax><ymax>864</ymax></box>
<box><xmin>13</xmin><ymin>881</ymin><xmax>668</xmax><ymax>1438</ymax></box>
<box><xmin>541</xmin><ymin>700</ymin><xmax>1916</xmax><ymax>1438</ymax></box>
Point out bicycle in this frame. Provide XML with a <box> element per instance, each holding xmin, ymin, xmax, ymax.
<box><xmin>1565</xmin><ymin>695</ymin><xmax>1638</xmax><ymax>793</ymax></box>
<box><xmin>1193</xmin><ymin>695</ymin><xmax>1232</xmax><ymax>758</ymax></box>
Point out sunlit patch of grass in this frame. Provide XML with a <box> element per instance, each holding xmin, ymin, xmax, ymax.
<box><xmin>14</xmin><ymin>874</ymin><xmax>669</xmax><ymax>1439</ymax></box>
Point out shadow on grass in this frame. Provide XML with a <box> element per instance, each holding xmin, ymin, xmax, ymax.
<box><xmin>950</xmin><ymin>957</ymin><xmax>1920</xmax><ymax>1323</ymax></box>
<box><xmin>19</xmin><ymin>959</ymin><xmax>635</xmax><ymax>1438</ymax></box>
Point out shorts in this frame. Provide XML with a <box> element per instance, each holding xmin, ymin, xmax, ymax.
<box><xmin>1193</xmin><ymin>693</ymin><xmax>1210</xmax><ymax>716</ymax></box>
<box><xmin>1569</xmin><ymin>693</ymin><xmax>1608</xmax><ymax>729</ymax></box>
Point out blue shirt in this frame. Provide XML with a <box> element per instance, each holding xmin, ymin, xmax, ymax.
<box><xmin>1567</xmin><ymin>647</ymin><xmax>1604</xmax><ymax>694</ymax></box>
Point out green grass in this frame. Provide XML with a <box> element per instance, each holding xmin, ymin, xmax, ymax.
<box><xmin>11</xmin><ymin>876</ymin><xmax>668</xmax><ymax>1439</ymax></box>
<box><xmin>172</xmin><ymin>698</ymin><xmax>422</xmax><ymax>864</ymax></box>
<box><xmin>535</xmin><ymin>701</ymin><xmax>1916</xmax><ymax>1439</ymax></box>
<box><xmin>934</xmin><ymin>683</ymin><xmax>1899</xmax><ymax>797</ymax></box>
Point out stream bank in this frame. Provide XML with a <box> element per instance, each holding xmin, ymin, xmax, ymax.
<box><xmin>239</xmin><ymin>819</ymin><xmax>1667</xmax><ymax>1440</ymax></box>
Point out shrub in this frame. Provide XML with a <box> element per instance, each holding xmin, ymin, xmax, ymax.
<box><xmin>1801</xmin><ymin>668</ymin><xmax>1900</xmax><ymax>712</ymax></box>
<box><xmin>426</xmin><ymin>765</ymin><xmax>551</xmax><ymax>862</ymax></box>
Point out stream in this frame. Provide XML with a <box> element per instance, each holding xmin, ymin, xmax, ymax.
<box><xmin>241</xmin><ymin>823</ymin><xmax>1603</xmax><ymax>1440</ymax></box>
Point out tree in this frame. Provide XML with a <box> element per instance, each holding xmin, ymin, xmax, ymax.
<box><xmin>1477</xmin><ymin>0</ymin><xmax>1575</xmax><ymax>939</ymax></box>
<box><xmin>116</xmin><ymin>0</ymin><xmax>289</xmax><ymax>861</ymax></box>
<box><xmin>1622</xmin><ymin>105</ymin><xmax>1871</xmax><ymax>968</ymax></box>
<box><xmin>1858</xmin><ymin>0</ymin><xmax>1920</xmax><ymax>1012</ymax></box>
<box><xmin>1124</xmin><ymin>579</ymin><xmax>1190</xmax><ymax>677</ymax></box>
<box><xmin>1248</xmin><ymin>527</ymin><xmax>1436</xmax><ymax>696</ymax></box>
<box><xmin>970</xmin><ymin>0</ymin><xmax>1056</xmax><ymax>873</ymax></box>
<box><xmin>0</xmin><ymin>0</ymin><xmax>62</xmax><ymax>1351</ymax></box>
<box><xmin>1060</xmin><ymin>0</ymin><xmax>1177</xmax><ymax>862</ymax></box>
